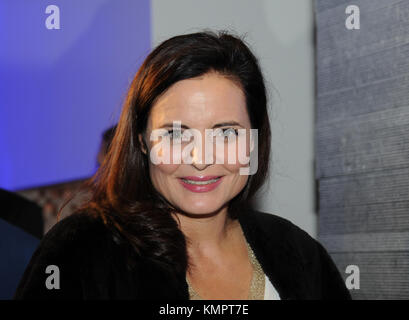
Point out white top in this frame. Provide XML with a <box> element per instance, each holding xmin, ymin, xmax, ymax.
<box><xmin>264</xmin><ymin>275</ymin><xmax>281</xmax><ymax>300</ymax></box>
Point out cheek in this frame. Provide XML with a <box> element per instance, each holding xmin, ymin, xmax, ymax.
<box><xmin>222</xmin><ymin>136</ymin><xmax>251</xmax><ymax>168</ymax></box>
<box><xmin>222</xmin><ymin>139</ymin><xmax>251</xmax><ymax>189</ymax></box>
<box><xmin>149</xmin><ymin>163</ymin><xmax>180</xmax><ymax>187</ymax></box>
<box><xmin>223</xmin><ymin>162</ymin><xmax>249</xmax><ymax>187</ymax></box>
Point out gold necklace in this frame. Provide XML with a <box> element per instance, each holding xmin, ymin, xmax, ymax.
<box><xmin>187</xmin><ymin>239</ymin><xmax>265</xmax><ymax>300</ymax></box>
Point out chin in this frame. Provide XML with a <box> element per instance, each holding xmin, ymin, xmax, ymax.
<box><xmin>177</xmin><ymin>199</ymin><xmax>226</xmax><ymax>216</ymax></box>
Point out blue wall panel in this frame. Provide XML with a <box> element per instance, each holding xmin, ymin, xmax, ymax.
<box><xmin>0</xmin><ymin>0</ymin><xmax>151</xmax><ymax>190</ymax></box>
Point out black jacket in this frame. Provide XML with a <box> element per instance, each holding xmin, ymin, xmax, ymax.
<box><xmin>14</xmin><ymin>209</ymin><xmax>351</xmax><ymax>300</ymax></box>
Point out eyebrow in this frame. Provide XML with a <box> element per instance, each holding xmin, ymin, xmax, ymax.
<box><xmin>159</xmin><ymin>121</ymin><xmax>244</xmax><ymax>129</ymax></box>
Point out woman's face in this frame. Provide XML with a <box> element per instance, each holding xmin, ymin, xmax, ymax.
<box><xmin>144</xmin><ymin>72</ymin><xmax>252</xmax><ymax>215</ymax></box>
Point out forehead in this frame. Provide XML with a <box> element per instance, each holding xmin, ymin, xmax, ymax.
<box><xmin>148</xmin><ymin>73</ymin><xmax>250</xmax><ymax>128</ymax></box>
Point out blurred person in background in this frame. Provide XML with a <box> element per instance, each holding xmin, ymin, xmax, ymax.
<box><xmin>0</xmin><ymin>188</ymin><xmax>43</xmax><ymax>239</ymax></box>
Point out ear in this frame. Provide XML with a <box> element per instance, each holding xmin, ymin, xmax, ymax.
<box><xmin>139</xmin><ymin>133</ymin><xmax>148</xmax><ymax>155</ymax></box>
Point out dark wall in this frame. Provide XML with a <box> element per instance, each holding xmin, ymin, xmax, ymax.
<box><xmin>315</xmin><ymin>0</ymin><xmax>409</xmax><ymax>299</ymax></box>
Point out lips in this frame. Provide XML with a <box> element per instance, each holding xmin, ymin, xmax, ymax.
<box><xmin>178</xmin><ymin>176</ymin><xmax>223</xmax><ymax>193</ymax></box>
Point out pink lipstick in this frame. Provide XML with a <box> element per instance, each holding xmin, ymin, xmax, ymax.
<box><xmin>178</xmin><ymin>176</ymin><xmax>223</xmax><ymax>193</ymax></box>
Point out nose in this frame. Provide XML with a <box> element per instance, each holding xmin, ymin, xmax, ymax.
<box><xmin>191</xmin><ymin>145</ymin><xmax>210</xmax><ymax>171</ymax></box>
<box><xmin>192</xmin><ymin>162</ymin><xmax>209</xmax><ymax>171</ymax></box>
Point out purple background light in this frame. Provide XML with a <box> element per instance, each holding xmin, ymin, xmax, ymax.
<box><xmin>0</xmin><ymin>0</ymin><xmax>151</xmax><ymax>190</ymax></box>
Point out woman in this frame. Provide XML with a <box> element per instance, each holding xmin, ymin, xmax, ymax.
<box><xmin>14</xmin><ymin>31</ymin><xmax>351</xmax><ymax>300</ymax></box>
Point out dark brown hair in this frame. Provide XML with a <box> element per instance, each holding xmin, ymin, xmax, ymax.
<box><xmin>74</xmin><ymin>30</ymin><xmax>271</xmax><ymax>278</ymax></box>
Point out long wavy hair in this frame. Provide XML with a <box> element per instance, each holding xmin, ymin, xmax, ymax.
<box><xmin>72</xmin><ymin>30</ymin><xmax>271</xmax><ymax>278</ymax></box>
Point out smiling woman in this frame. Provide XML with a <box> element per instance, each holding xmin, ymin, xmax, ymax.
<box><xmin>14</xmin><ymin>31</ymin><xmax>351</xmax><ymax>300</ymax></box>
<box><xmin>145</xmin><ymin>72</ymin><xmax>253</xmax><ymax>216</ymax></box>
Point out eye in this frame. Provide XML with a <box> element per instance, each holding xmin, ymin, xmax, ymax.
<box><xmin>212</xmin><ymin>128</ymin><xmax>239</xmax><ymax>143</ymax></box>
<box><xmin>221</xmin><ymin>128</ymin><xmax>239</xmax><ymax>138</ymax></box>
<box><xmin>164</xmin><ymin>129</ymin><xmax>183</xmax><ymax>140</ymax></box>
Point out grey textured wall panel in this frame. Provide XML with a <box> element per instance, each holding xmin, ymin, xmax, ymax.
<box><xmin>317</xmin><ymin>76</ymin><xmax>409</xmax><ymax>123</ymax></box>
<box><xmin>317</xmin><ymin>1</ymin><xmax>409</xmax><ymax>62</ymax></box>
<box><xmin>331</xmin><ymin>252</ymin><xmax>409</xmax><ymax>299</ymax></box>
<box><xmin>320</xmin><ymin>232</ymin><xmax>409</xmax><ymax>252</ymax></box>
<box><xmin>319</xmin><ymin>201</ymin><xmax>409</xmax><ymax>235</ymax></box>
<box><xmin>320</xmin><ymin>167</ymin><xmax>409</xmax><ymax>207</ymax></box>
<box><xmin>315</xmin><ymin>0</ymin><xmax>409</xmax><ymax>299</ymax></box>
<box><xmin>316</xmin><ymin>106</ymin><xmax>409</xmax><ymax>177</ymax></box>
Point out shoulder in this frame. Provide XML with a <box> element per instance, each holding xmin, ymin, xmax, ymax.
<box><xmin>14</xmin><ymin>211</ymin><xmax>127</xmax><ymax>299</ymax></box>
<box><xmin>15</xmin><ymin>210</ymin><xmax>189</xmax><ymax>300</ymax></box>
<box><xmin>243</xmin><ymin>209</ymin><xmax>351</xmax><ymax>299</ymax></box>
<box><xmin>31</xmin><ymin>211</ymin><xmax>118</xmax><ymax>261</ymax></box>
<box><xmin>35</xmin><ymin>210</ymin><xmax>136</xmax><ymax>269</ymax></box>
<box><xmin>241</xmin><ymin>209</ymin><xmax>315</xmax><ymax>244</ymax></box>
<box><xmin>242</xmin><ymin>209</ymin><xmax>329</xmax><ymax>266</ymax></box>
<box><xmin>42</xmin><ymin>211</ymin><xmax>114</xmax><ymax>246</ymax></box>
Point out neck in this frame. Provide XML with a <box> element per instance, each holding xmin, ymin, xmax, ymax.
<box><xmin>173</xmin><ymin>206</ymin><xmax>238</xmax><ymax>256</ymax></box>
